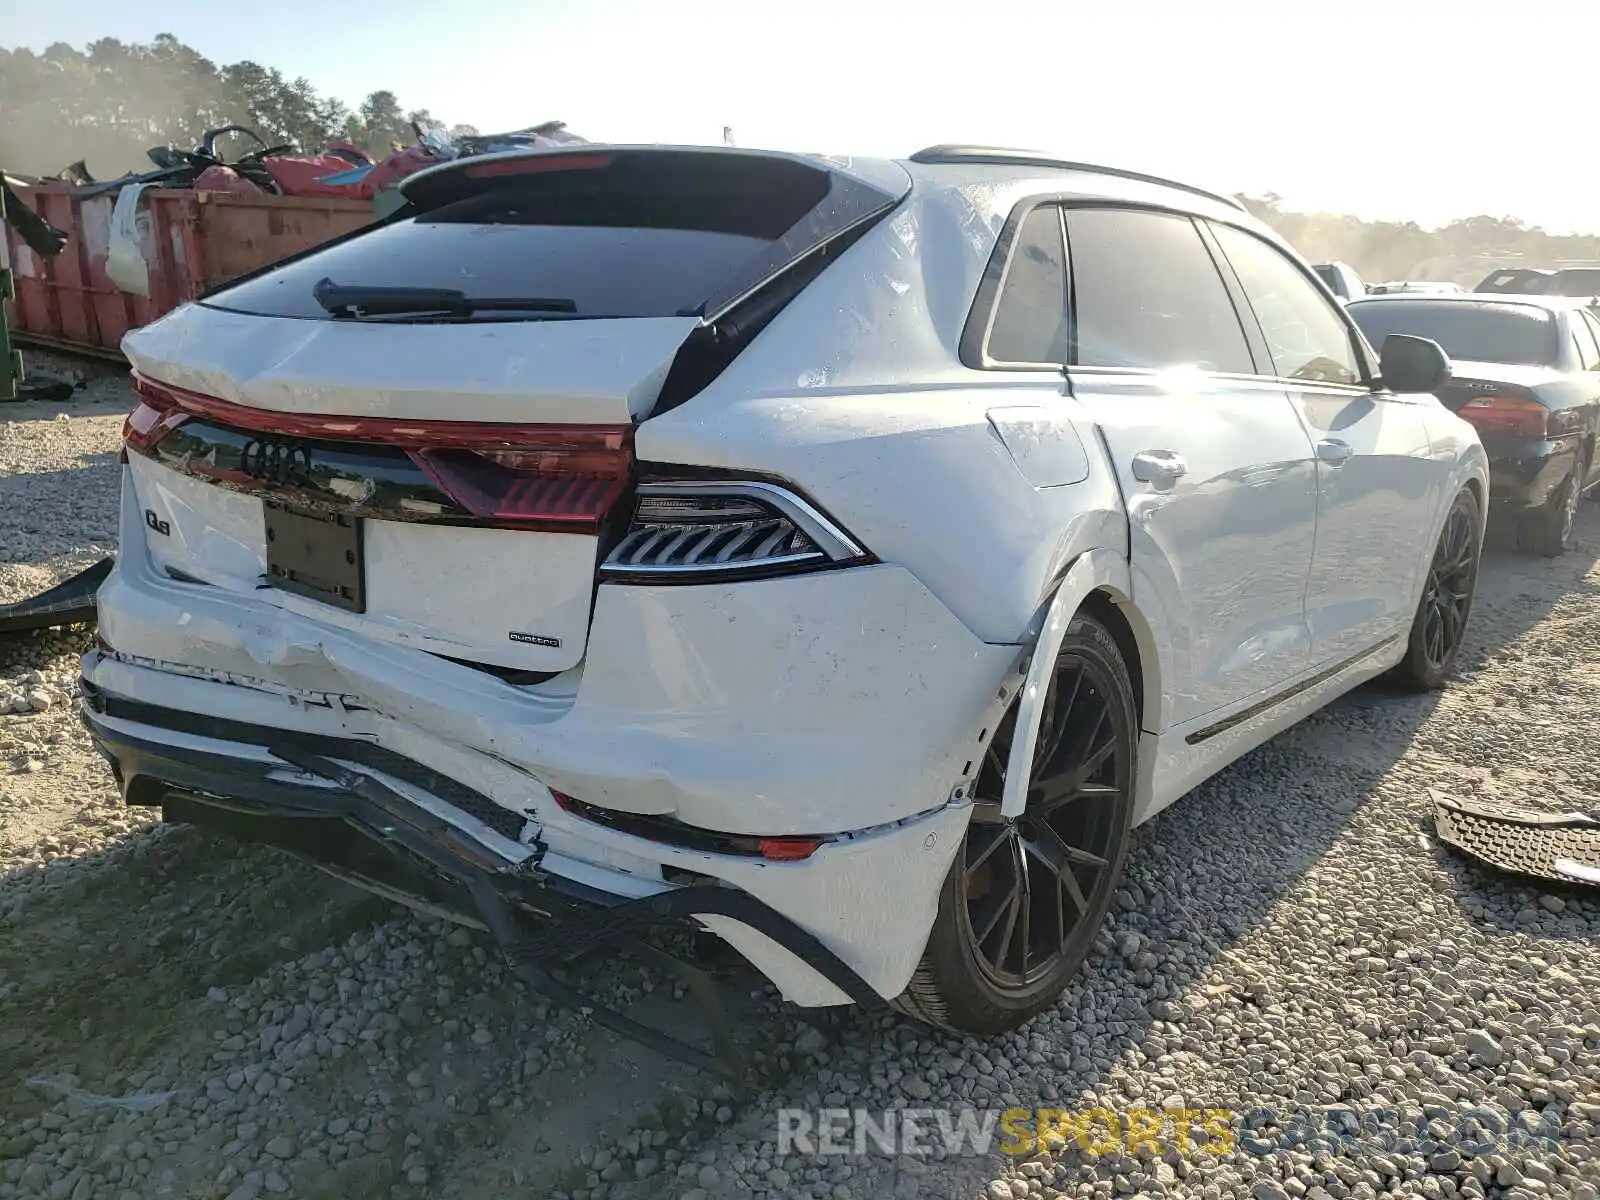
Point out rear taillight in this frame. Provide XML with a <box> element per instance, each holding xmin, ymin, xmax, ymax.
<box><xmin>124</xmin><ymin>372</ymin><xmax>634</xmax><ymax>533</ymax></box>
<box><xmin>411</xmin><ymin>434</ymin><xmax>631</xmax><ymax>531</ymax></box>
<box><xmin>124</xmin><ymin>377</ymin><xmax>188</xmax><ymax>452</ymax></box>
<box><xmin>463</xmin><ymin>153</ymin><xmax>615</xmax><ymax>179</ymax></box>
<box><xmin>600</xmin><ymin>479</ymin><xmax>869</xmax><ymax>583</ymax></box>
<box><xmin>1458</xmin><ymin>393</ymin><xmax>1550</xmax><ymax>440</ymax></box>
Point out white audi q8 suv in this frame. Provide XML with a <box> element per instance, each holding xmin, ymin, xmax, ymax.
<box><xmin>83</xmin><ymin>144</ymin><xmax>1488</xmax><ymax>1049</ymax></box>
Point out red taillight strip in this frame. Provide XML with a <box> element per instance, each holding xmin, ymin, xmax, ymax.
<box><xmin>130</xmin><ymin>372</ymin><xmax>631</xmax><ymax>454</ymax></box>
<box><xmin>463</xmin><ymin>153</ymin><xmax>616</xmax><ymax>179</ymax></box>
<box><xmin>126</xmin><ymin>372</ymin><xmax>635</xmax><ymax>533</ymax></box>
<box><xmin>550</xmin><ymin>789</ymin><xmax>825</xmax><ymax>861</ymax></box>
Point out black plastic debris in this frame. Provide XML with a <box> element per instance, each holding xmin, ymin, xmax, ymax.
<box><xmin>1432</xmin><ymin>791</ymin><xmax>1600</xmax><ymax>889</ymax></box>
<box><xmin>0</xmin><ymin>557</ymin><xmax>111</xmax><ymax>635</ymax></box>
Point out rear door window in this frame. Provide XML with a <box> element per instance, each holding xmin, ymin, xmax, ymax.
<box><xmin>1062</xmin><ymin>207</ymin><xmax>1254</xmax><ymax>375</ymax></box>
<box><xmin>1572</xmin><ymin>311</ymin><xmax>1600</xmax><ymax>370</ymax></box>
<box><xmin>1582</xmin><ymin>310</ymin><xmax>1600</xmax><ymax>368</ymax></box>
<box><xmin>1208</xmin><ymin>223</ymin><xmax>1364</xmax><ymax>386</ymax></box>
<box><xmin>985</xmin><ymin>206</ymin><xmax>1069</xmax><ymax>365</ymax></box>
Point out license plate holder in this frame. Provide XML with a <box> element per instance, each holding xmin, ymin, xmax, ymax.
<box><xmin>263</xmin><ymin>502</ymin><xmax>366</xmax><ymax>613</ymax></box>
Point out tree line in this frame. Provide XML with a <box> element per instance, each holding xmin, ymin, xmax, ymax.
<box><xmin>4</xmin><ymin>34</ymin><xmax>1596</xmax><ymax>284</ymax></box>
<box><xmin>0</xmin><ymin>34</ymin><xmax>476</xmax><ymax>179</ymax></box>
<box><xmin>1236</xmin><ymin>194</ymin><xmax>1600</xmax><ymax>287</ymax></box>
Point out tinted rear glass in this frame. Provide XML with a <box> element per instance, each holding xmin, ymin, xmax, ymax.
<box><xmin>1347</xmin><ymin>301</ymin><xmax>1558</xmax><ymax>366</ymax></box>
<box><xmin>202</xmin><ymin>153</ymin><xmax>836</xmax><ymax>322</ymax></box>
<box><xmin>1476</xmin><ymin>270</ymin><xmax>1547</xmax><ymax>294</ymax></box>
<box><xmin>1548</xmin><ymin>269</ymin><xmax>1600</xmax><ymax>297</ymax></box>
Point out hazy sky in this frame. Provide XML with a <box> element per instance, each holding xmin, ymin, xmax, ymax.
<box><xmin>7</xmin><ymin>0</ymin><xmax>1599</xmax><ymax>232</ymax></box>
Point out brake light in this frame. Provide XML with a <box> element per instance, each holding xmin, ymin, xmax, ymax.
<box><xmin>464</xmin><ymin>153</ymin><xmax>615</xmax><ymax>179</ymax></box>
<box><xmin>1459</xmin><ymin>394</ymin><xmax>1550</xmax><ymax>439</ymax></box>
<box><xmin>123</xmin><ymin>372</ymin><xmax>634</xmax><ymax>533</ymax></box>
<box><xmin>412</xmin><ymin>444</ymin><xmax>631</xmax><ymax>530</ymax></box>
<box><xmin>124</xmin><ymin>376</ymin><xmax>188</xmax><ymax>452</ymax></box>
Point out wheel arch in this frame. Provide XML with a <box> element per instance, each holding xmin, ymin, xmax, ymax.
<box><xmin>999</xmin><ymin>549</ymin><xmax>1167</xmax><ymax>818</ymax></box>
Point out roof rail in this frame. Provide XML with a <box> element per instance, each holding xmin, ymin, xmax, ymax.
<box><xmin>907</xmin><ymin>145</ymin><xmax>1244</xmax><ymax>212</ymax></box>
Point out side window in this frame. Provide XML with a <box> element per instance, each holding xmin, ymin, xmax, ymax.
<box><xmin>1574</xmin><ymin>311</ymin><xmax>1600</xmax><ymax>370</ymax></box>
<box><xmin>1208</xmin><ymin>222</ymin><xmax>1364</xmax><ymax>386</ymax></box>
<box><xmin>985</xmin><ymin>206</ymin><xmax>1068</xmax><ymax>365</ymax></box>
<box><xmin>1062</xmin><ymin>208</ymin><xmax>1253</xmax><ymax>374</ymax></box>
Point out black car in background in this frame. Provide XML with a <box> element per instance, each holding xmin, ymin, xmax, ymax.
<box><xmin>1544</xmin><ymin>267</ymin><xmax>1600</xmax><ymax>299</ymax></box>
<box><xmin>1474</xmin><ymin>266</ymin><xmax>1600</xmax><ymax>299</ymax></box>
<box><xmin>1475</xmin><ymin>268</ymin><xmax>1553</xmax><ymax>294</ymax></box>
<box><xmin>1347</xmin><ymin>294</ymin><xmax>1600</xmax><ymax>555</ymax></box>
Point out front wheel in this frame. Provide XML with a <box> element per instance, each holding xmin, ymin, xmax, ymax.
<box><xmin>895</xmin><ymin>614</ymin><xmax>1137</xmax><ymax>1036</ymax></box>
<box><xmin>1388</xmin><ymin>487</ymin><xmax>1481</xmax><ymax>691</ymax></box>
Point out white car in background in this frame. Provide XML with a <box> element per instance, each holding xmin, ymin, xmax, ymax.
<box><xmin>82</xmin><ymin>144</ymin><xmax>1489</xmax><ymax>1046</ymax></box>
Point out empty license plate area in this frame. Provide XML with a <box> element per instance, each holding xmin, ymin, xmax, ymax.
<box><xmin>263</xmin><ymin>502</ymin><xmax>366</xmax><ymax>613</ymax></box>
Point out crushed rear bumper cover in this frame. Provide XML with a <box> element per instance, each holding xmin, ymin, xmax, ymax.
<box><xmin>79</xmin><ymin>682</ymin><xmax>881</xmax><ymax>1076</ymax></box>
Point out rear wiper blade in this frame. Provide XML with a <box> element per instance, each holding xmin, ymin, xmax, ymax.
<box><xmin>312</xmin><ymin>277</ymin><xmax>577</xmax><ymax>318</ymax></box>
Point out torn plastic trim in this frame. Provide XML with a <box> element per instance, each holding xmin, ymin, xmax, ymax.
<box><xmin>81</xmin><ymin>708</ymin><xmax>883</xmax><ymax>1076</ymax></box>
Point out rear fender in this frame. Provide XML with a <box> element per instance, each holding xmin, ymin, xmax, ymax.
<box><xmin>1000</xmin><ymin>548</ymin><xmax>1134</xmax><ymax>819</ymax></box>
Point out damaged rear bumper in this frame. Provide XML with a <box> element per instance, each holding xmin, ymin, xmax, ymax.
<box><xmin>80</xmin><ymin>687</ymin><xmax>896</xmax><ymax>1074</ymax></box>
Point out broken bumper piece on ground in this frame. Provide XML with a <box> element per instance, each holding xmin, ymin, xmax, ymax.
<box><xmin>0</xmin><ymin>556</ymin><xmax>111</xmax><ymax>635</ymax></box>
<box><xmin>1431</xmin><ymin>791</ymin><xmax>1600</xmax><ymax>889</ymax></box>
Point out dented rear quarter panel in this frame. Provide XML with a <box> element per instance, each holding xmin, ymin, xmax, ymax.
<box><xmin>638</xmin><ymin>167</ymin><xmax>1130</xmax><ymax>646</ymax></box>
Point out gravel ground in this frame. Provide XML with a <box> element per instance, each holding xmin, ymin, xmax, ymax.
<box><xmin>0</xmin><ymin>358</ymin><xmax>1596</xmax><ymax>1200</ymax></box>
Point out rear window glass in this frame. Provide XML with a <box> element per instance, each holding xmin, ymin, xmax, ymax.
<box><xmin>201</xmin><ymin>154</ymin><xmax>834</xmax><ymax>322</ymax></box>
<box><xmin>986</xmin><ymin>206</ymin><xmax>1068</xmax><ymax>364</ymax></box>
<box><xmin>1547</xmin><ymin>269</ymin><xmax>1600</xmax><ymax>297</ymax></box>
<box><xmin>1347</xmin><ymin>300</ymin><xmax>1558</xmax><ymax>366</ymax></box>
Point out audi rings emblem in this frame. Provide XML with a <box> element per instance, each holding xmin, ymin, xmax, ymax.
<box><xmin>240</xmin><ymin>438</ymin><xmax>314</xmax><ymax>486</ymax></box>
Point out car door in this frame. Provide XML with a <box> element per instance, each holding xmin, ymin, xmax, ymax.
<box><xmin>1206</xmin><ymin>221</ymin><xmax>1441</xmax><ymax>670</ymax></box>
<box><xmin>1060</xmin><ymin>205</ymin><xmax>1319</xmax><ymax>730</ymax></box>
<box><xmin>1574</xmin><ymin>310</ymin><xmax>1600</xmax><ymax>492</ymax></box>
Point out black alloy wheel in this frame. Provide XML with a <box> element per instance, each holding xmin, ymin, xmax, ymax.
<box><xmin>896</xmin><ymin>614</ymin><xmax>1137</xmax><ymax>1035</ymax></box>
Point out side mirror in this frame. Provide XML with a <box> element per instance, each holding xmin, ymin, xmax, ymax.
<box><xmin>1379</xmin><ymin>334</ymin><xmax>1451</xmax><ymax>395</ymax></box>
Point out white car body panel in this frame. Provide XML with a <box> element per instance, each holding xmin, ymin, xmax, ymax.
<box><xmin>99</xmin><ymin>473</ymin><xmax>1017</xmax><ymax>836</ymax></box>
<box><xmin>1075</xmin><ymin>370</ymin><xmax>1320</xmax><ymax>729</ymax></box>
<box><xmin>83</xmin><ymin>146</ymin><xmax>1491</xmax><ymax>1016</ymax></box>
<box><xmin>1288</xmin><ymin>384</ymin><xmax>1443</xmax><ymax>668</ymax></box>
<box><xmin>129</xmin><ymin>454</ymin><xmax>600</xmax><ymax>672</ymax></box>
<box><xmin>123</xmin><ymin>305</ymin><xmax>700</xmax><ymax>424</ymax></box>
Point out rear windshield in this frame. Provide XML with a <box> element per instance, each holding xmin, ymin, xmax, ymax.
<box><xmin>1476</xmin><ymin>270</ymin><xmax>1547</xmax><ymax>294</ymax></box>
<box><xmin>1347</xmin><ymin>300</ymin><xmax>1559</xmax><ymax>366</ymax></box>
<box><xmin>1547</xmin><ymin>269</ymin><xmax>1600</xmax><ymax>297</ymax></box>
<box><xmin>201</xmin><ymin>152</ymin><xmax>838</xmax><ymax>322</ymax></box>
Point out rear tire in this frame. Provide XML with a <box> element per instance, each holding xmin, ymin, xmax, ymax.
<box><xmin>894</xmin><ymin>614</ymin><xmax>1137</xmax><ymax>1036</ymax></box>
<box><xmin>1517</xmin><ymin>456</ymin><xmax>1584</xmax><ymax>557</ymax></box>
<box><xmin>1388</xmin><ymin>488</ymin><xmax>1481</xmax><ymax>692</ymax></box>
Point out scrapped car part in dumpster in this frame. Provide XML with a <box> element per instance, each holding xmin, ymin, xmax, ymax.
<box><xmin>0</xmin><ymin>557</ymin><xmax>111</xmax><ymax>635</ymax></box>
<box><xmin>3</xmin><ymin>177</ymin><xmax>69</xmax><ymax>259</ymax></box>
<box><xmin>192</xmin><ymin>165</ymin><xmax>265</xmax><ymax>196</ymax></box>
<box><xmin>105</xmin><ymin>183</ymin><xmax>154</xmax><ymax>296</ymax></box>
<box><xmin>1431</xmin><ymin>791</ymin><xmax>1600</xmax><ymax>888</ymax></box>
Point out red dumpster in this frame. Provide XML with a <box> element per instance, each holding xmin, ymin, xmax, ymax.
<box><xmin>2</xmin><ymin>185</ymin><xmax>373</xmax><ymax>359</ymax></box>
